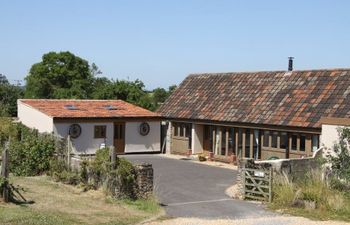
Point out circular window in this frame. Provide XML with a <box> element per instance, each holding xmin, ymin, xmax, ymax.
<box><xmin>68</xmin><ymin>124</ymin><xmax>81</xmax><ymax>138</ymax></box>
<box><xmin>139</xmin><ymin>122</ymin><xmax>150</xmax><ymax>136</ymax></box>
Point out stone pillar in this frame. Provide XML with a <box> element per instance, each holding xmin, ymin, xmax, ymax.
<box><xmin>166</xmin><ymin>121</ymin><xmax>172</xmax><ymax>154</ymax></box>
<box><xmin>236</xmin><ymin>159</ymin><xmax>246</xmax><ymax>200</ymax></box>
<box><xmin>134</xmin><ymin>163</ymin><xmax>153</xmax><ymax>199</ymax></box>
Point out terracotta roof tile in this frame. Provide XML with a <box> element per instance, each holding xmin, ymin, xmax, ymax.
<box><xmin>20</xmin><ymin>99</ymin><xmax>159</xmax><ymax>118</ymax></box>
<box><xmin>157</xmin><ymin>69</ymin><xmax>350</xmax><ymax>129</ymax></box>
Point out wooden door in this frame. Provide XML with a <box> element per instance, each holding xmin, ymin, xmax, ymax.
<box><xmin>203</xmin><ymin>125</ymin><xmax>212</xmax><ymax>153</ymax></box>
<box><xmin>114</xmin><ymin>122</ymin><xmax>125</xmax><ymax>153</ymax></box>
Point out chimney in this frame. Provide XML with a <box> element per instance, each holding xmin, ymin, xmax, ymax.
<box><xmin>288</xmin><ymin>57</ymin><xmax>294</xmax><ymax>71</ymax></box>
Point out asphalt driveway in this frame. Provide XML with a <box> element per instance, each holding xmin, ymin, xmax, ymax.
<box><xmin>123</xmin><ymin>154</ymin><xmax>274</xmax><ymax>219</ymax></box>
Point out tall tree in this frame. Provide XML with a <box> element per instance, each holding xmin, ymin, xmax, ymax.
<box><xmin>24</xmin><ymin>51</ymin><xmax>95</xmax><ymax>99</ymax></box>
<box><xmin>0</xmin><ymin>74</ymin><xmax>24</xmax><ymax>116</ymax></box>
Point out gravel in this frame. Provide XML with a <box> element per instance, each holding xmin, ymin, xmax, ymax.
<box><xmin>144</xmin><ymin>217</ymin><xmax>350</xmax><ymax>225</ymax></box>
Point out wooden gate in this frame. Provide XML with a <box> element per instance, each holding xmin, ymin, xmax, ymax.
<box><xmin>243</xmin><ymin>167</ymin><xmax>272</xmax><ymax>202</ymax></box>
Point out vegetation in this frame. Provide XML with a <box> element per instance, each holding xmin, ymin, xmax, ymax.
<box><xmin>21</xmin><ymin>51</ymin><xmax>175</xmax><ymax>111</ymax></box>
<box><xmin>270</xmin><ymin>171</ymin><xmax>350</xmax><ymax>221</ymax></box>
<box><xmin>0</xmin><ymin>176</ymin><xmax>160</xmax><ymax>225</ymax></box>
<box><xmin>7</xmin><ymin>123</ymin><xmax>60</xmax><ymax>176</ymax></box>
<box><xmin>24</xmin><ymin>51</ymin><xmax>95</xmax><ymax>99</ymax></box>
<box><xmin>0</xmin><ymin>74</ymin><xmax>23</xmax><ymax>117</ymax></box>
<box><xmin>328</xmin><ymin>127</ymin><xmax>350</xmax><ymax>187</ymax></box>
<box><xmin>270</xmin><ymin>127</ymin><xmax>350</xmax><ymax>221</ymax></box>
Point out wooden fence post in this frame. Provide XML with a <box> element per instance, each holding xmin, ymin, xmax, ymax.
<box><xmin>110</xmin><ymin>147</ymin><xmax>116</xmax><ymax>170</ymax></box>
<box><xmin>269</xmin><ymin>167</ymin><xmax>273</xmax><ymax>203</ymax></box>
<box><xmin>67</xmin><ymin>135</ymin><xmax>71</xmax><ymax>170</ymax></box>
<box><xmin>1</xmin><ymin>141</ymin><xmax>10</xmax><ymax>202</ymax></box>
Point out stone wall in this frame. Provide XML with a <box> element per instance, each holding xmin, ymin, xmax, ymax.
<box><xmin>255</xmin><ymin>148</ymin><xmax>323</xmax><ymax>180</ymax></box>
<box><xmin>237</xmin><ymin>148</ymin><xmax>324</xmax><ymax>201</ymax></box>
<box><xmin>134</xmin><ymin>163</ymin><xmax>153</xmax><ymax>199</ymax></box>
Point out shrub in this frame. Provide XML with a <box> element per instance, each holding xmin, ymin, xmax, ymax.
<box><xmin>9</xmin><ymin>124</ymin><xmax>58</xmax><ymax>176</ymax></box>
<box><xmin>115</xmin><ymin>157</ymin><xmax>136</xmax><ymax>198</ymax></box>
<box><xmin>271</xmin><ymin>169</ymin><xmax>350</xmax><ymax>220</ymax></box>
<box><xmin>198</xmin><ymin>154</ymin><xmax>206</xmax><ymax>162</ymax></box>
<box><xmin>329</xmin><ymin>127</ymin><xmax>350</xmax><ymax>185</ymax></box>
<box><xmin>87</xmin><ymin>148</ymin><xmax>111</xmax><ymax>188</ymax></box>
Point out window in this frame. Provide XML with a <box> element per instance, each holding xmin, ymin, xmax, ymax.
<box><xmin>271</xmin><ymin>132</ymin><xmax>278</xmax><ymax>148</ymax></box>
<box><xmin>263</xmin><ymin>131</ymin><xmax>270</xmax><ymax>147</ymax></box>
<box><xmin>312</xmin><ymin>135</ymin><xmax>319</xmax><ymax>152</ymax></box>
<box><xmin>185</xmin><ymin>124</ymin><xmax>192</xmax><ymax>137</ymax></box>
<box><xmin>280</xmin><ymin>132</ymin><xmax>288</xmax><ymax>149</ymax></box>
<box><xmin>179</xmin><ymin>124</ymin><xmax>184</xmax><ymax>136</ymax></box>
<box><xmin>300</xmin><ymin>135</ymin><xmax>306</xmax><ymax>151</ymax></box>
<box><xmin>228</xmin><ymin>128</ymin><xmax>235</xmax><ymax>155</ymax></box>
<box><xmin>291</xmin><ymin>134</ymin><xmax>297</xmax><ymax>150</ymax></box>
<box><xmin>221</xmin><ymin>127</ymin><xmax>227</xmax><ymax>156</ymax></box>
<box><xmin>94</xmin><ymin>125</ymin><xmax>106</xmax><ymax>138</ymax></box>
<box><xmin>245</xmin><ymin>129</ymin><xmax>251</xmax><ymax>158</ymax></box>
<box><xmin>204</xmin><ymin>125</ymin><xmax>210</xmax><ymax>140</ymax></box>
<box><xmin>173</xmin><ymin>123</ymin><xmax>178</xmax><ymax>136</ymax></box>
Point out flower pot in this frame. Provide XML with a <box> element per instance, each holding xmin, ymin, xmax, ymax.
<box><xmin>209</xmin><ymin>152</ymin><xmax>214</xmax><ymax>161</ymax></box>
<box><xmin>187</xmin><ymin>149</ymin><xmax>192</xmax><ymax>156</ymax></box>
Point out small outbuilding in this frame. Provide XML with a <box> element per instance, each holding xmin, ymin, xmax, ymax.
<box><xmin>17</xmin><ymin>99</ymin><xmax>161</xmax><ymax>154</ymax></box>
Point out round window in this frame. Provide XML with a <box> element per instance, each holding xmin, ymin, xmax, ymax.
<box><xmin>139</xmin><ymin>122</ymin><xmax>150</xmax><ymax>136</ymax></box>
<box><xmin>68</xmin><ymin>124</ymin><xmax>81</xmax><ymax>138</ymax></box>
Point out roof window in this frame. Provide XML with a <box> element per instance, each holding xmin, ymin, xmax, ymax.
<box><xmin>64</xmin><ymin>105</ymin><xmax>78</xmax><ymax>110</ymax></box>
<box><xmin>104</xmin><ymin>105</ymin><xmax>118</xmax><ymax>110</ymax></box>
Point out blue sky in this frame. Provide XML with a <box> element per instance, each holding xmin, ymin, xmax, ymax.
<box><xmin>1</xmin><ymin>0</ymin><xmax>350</xmax><ymax>89</ymax></box>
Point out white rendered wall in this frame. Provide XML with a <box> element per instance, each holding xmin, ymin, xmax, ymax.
<box><xmin>192</xmin><ymin>123</ymin><xmax>204</xmax><ymax>154</ymax></box>
<box><xmin>321</xmin><ymin>124</ymin><xmax>343</xmax><ymax>150</ymax></box>
<box><xmin>125</xmin><ymin>121</ymin><xmax>160</xmax><ymax>153</ymax></box>
<box><xmin>54</xmin><ymin>122</ymin><xmax>114</xmax><ymax>154</ymax></box>
<box><xmin>17</xmin><ymin>100</ymin><xmax>54</xmax><ymax>133</ymax></box>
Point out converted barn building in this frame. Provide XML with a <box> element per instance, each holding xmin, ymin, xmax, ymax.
<box><xmin>158</xmin><ymin>68</ymin><xmax>350</xmax><ymax>162</ymax></box>
<box><xmin>17</xmin><ymin>99</ymin><xmax>161</xmax><ymax>154</ymax></box>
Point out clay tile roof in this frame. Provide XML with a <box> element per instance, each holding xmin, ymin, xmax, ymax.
<box><xmin>20</xmin><ymin>99</ymin><xmax>159</xmax><ymax>118</ymax></box>
<box><xmin>157</xmin><ymin>68</ymin><xmax>350</xmax><ymax>129</ymax></box>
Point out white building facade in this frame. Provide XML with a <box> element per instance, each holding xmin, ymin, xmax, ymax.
<box><xmin>17</xmin><ymin>99</ymin><xmax>161</xmax><ymax>154</ymax></box>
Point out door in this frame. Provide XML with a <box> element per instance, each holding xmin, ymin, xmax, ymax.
<box><xmin>114</xmin><ymin>122</ymin><xmax>125</xmax><ymax>153</ymax></box>
<box><xmin>203</xmin><ymin>125</ymin><xmax>213</xmax><ymax>153</ymax></box>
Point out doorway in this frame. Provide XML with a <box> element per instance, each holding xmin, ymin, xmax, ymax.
<box><xmin>114</xmin><ymin>122</ymin><xmax>125</xmax><ymax>153</ymax></box>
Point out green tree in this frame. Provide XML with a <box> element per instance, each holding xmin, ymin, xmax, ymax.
<box><xmin>24</xmin><ymin>51</ymin><xmax>95</xmax><ymax>99</ymax></box>
<box><xmin>91</xmin><ymin>78</ymin><xmax>150</xmax><ymax>108</ymax></box>
<box><xmin>329</xmin><ymin>127</ymin><xmax>350</xmax><ymax>184</ymax></box>
<box><xmin>0</xmin><ymin>74</ymin><xmax>24</xmax><ymax>116</ymax></box>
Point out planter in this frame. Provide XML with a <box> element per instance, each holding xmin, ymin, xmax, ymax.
<box><xmin>229</xmin><ymin>154</ymin><xmax>237</xmax><ymax>164</ymax></box>
<box><xmin>209</xmin><ymin>152</ymin><xmax>214</xmax><ymax>161</ymax></box>
<box><xmin>186</xmin><ymin>149</ymin><xmax>192</xmax><ymax>157</ymax></box>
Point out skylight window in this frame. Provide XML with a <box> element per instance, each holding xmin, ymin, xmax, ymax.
<box><xmin>64</xmin><ymin>105</ymin><xmax>78</xmax><ymax>110</ymax></box>
<box><xmin>104</xmin><ymin>105</ymin><xmax>118</xmax><ymax>110</ymax></box>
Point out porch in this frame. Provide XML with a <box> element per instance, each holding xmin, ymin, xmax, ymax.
<box><xmin>168</xmin><ymin>121</ymin><xmax>320</xmax><ymax>162</ymax></box>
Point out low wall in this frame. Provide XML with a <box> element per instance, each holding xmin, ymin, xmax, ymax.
<box><xmin>69</xmin><ymin>155</ymin><xmax>153</xmax><ymax>199</ymax></box>
<box><xmin>255</xmin><ymin>148</ymin><xmax>323</xmax><ymax>180</ymax></box>
<box><xmin>134</xmin><ymin>163</ymin><xmax>153</xmax><ymax>199</ymax></box>
<box><xmin>236</xmin><ymin>148</ymin><xmax>324</xmax><ymax>200</ymax></box>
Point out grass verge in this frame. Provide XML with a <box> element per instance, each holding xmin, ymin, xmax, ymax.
<box><xmin>269</xmin><ymin>171</ymin><xmax>350</xmax><ymax>222</ymax></box>
<box><xmin>0</xmin><ymin>176</ymin><xmax>161</xmax><ymax>225</ymax></box>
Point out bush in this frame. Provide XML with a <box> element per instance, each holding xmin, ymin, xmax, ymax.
<box><xmin>329</xmin><ymin>127</ymin><xmax>350</xmax><ymax>185</ymax></box>
<box><xmin>198</xmin><ymin>154</ymin><xmax>206</xmax><ymax>162</ymax></box>
<box><xmin>9</xmin><ymin>124</ymin><xmax>58</xmax><ymax>176</ymax></box>
<box><xmin>115</xmin><ymin>157</ymin><xmax>136</xmax><ymax>198</ymax></box>
<box><xmin>270</xmin><ymin>170</ymin><xmax>350</xmax><ymax>220</ymax></box>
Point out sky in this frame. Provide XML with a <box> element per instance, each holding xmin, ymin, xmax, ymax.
<box><xmin>1</xmin><ymin>0</ymin><xmax>350</xmax><ymax>89</ymax></box>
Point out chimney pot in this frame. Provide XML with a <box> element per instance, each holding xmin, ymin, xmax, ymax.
<box><xmin>288</xmin><ymin>57</ymin><xmax>294</xmax><ymax>71</ymax></box>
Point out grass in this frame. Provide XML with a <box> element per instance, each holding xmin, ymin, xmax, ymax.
<box><xmin>269</xmin><ymin>171</ymin><xmax>350</xmax><ymax>222</ymax></box>
<box><xmin>0</xmin><ymin>176</ymin><xmax>161</xmax><ymax>225</ymax></box>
